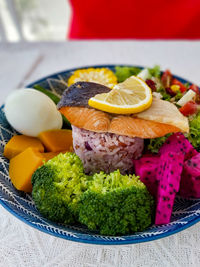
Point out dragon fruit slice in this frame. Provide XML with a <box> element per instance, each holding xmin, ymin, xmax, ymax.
<box><xmin>159</xmin><ymin>133</ymin><xmax>198</xmax><ymax>161</ymax></box>
<box><xmin>155</xmin><ymin>151</ymin><xmax>184</xmax><ymax>225</ymax></box>
<box><xmin>179</xmin><ymin>153</ymin><xmax>200</xmax><ymax>198</ymax></box>
<box><xmin>133</xmin><ymin>155</ymin><xmax>159</xmax><ymax>197</ymax></box>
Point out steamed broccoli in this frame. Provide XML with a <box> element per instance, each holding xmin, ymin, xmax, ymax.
<box><xmin>32</xmin><ymin>152</ymin><xmax>90</xmax><ymax>224</ymax></box>
<box><xmin>78</xmin><ymin>170</ymin><xmax>154</xmax><ymax>236</ymax></box>
<box><xmin>32</xmin><ymin>154</ymin><xmax>154</xmax><ymax>235</ymax></box>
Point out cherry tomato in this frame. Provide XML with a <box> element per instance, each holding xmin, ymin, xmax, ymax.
<box><xmin>179</xmin><ymin>101</ymin><xmax>198</xmax><ymax>116</ymax></box>
<box><xmin>172</xmin><ymin>78</ymin><xmax>187</xmax><ymax>93</ymax></box>
<box><xmin>189</xmin><ymin>84</ymin><xmax>200</xmax><ymax>104</ymax></box>
<box><xmin>161</xmin><ymin>70</ymin><xmax>172</xmax><ymax>88</ymax></box>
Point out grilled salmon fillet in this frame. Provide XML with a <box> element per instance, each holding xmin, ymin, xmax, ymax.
<box><xmin>60</xmin><ymin>106</ymin><xmax>183</xmax><ymax>138</ymax></box>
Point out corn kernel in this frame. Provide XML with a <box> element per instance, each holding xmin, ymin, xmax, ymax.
<box><xmin>68</xmin><ymin>68</ymin><xmax>117</xmax><ymax>88</ymax></box>
<box><xmin>171</xmin><ymin>84</ymin><xmax>180</xmax><ymax>93</ymax></box>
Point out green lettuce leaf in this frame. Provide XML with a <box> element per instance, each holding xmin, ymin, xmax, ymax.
<box><xmin>187</xmin><ymin>113</ymin><xmax>200</xmax><ymax>151</ymax></box>
<box><xmin>148</xmin><ymin>65</ymin><xmax>161</xmax><ymax>78</ymax></box>
<box><xmin>115</xmin><ymin>66</ymin><xmax>141</xmax><ymax>82</ymax></box>
<box><xmin>147</xmin><ymin>134</ymin><xmax>171</xmax><ymax>153</ymax></box>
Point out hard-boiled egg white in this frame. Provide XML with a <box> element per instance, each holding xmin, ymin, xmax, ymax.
<box><xmin>4</xmin><ymin>89</ymin><xmax>62</xmax><ymax>137</ymax></box>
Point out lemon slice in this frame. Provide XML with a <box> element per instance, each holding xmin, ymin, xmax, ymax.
<box><xmin>68</xmin><ymin>68</ymin><xmax>117</xmax><ymax>88</ymax></box>
<box><xmin>88</xmin><ymin>76</ymin><xmax>152</xmax><ymax>114</ymax></box>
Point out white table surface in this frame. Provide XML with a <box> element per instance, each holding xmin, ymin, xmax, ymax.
<box><xmin>0</xmin><ymin>41</ymin><xmax>200</xmax><ymax>267</ymax></box>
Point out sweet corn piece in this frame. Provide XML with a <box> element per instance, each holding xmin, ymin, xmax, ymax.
<box><xmin>171</xmin><ymin>85</ymin><xmax>180</xmax><ymax>93</ymax></box>
<box><xmin>68</xmin><ymin>68</ymin><xmax>117</xmax><ymax>88</ymax></box>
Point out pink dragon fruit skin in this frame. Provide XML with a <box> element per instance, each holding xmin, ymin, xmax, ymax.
<box><xmin>155</xmin><ymin>151</ymin><xmax>184</xmax><ymax>225</ymax></box>
<box><xmin>159</xmin><ymin>133</ymin><xmax>198</xmax><ymax>161</ymax></box>
<box><xmin>133</xmin><ymin>155</ymin><xmax>159</xmax><ymax>197</ymax></box>
<box><xmin>179</xmin><ymin>154</ymin><xmax>200</xmax><ymax>198</ymax></box>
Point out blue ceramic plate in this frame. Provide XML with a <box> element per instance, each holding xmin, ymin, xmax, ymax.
<box><xmin>0</xmin><ymin>65</ymin><xmax>200</xmax><ymax>245</ymax></box>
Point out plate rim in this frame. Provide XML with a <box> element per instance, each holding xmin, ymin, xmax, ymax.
<box><xmin>0</xmin><ymin>64</ymin><xmax>200</xmax><ymax>245</ymax></box>
<box><xmin>27</xmin><ymin>64</ymin><xmax>195</xmax><ymax>89</ymax></box>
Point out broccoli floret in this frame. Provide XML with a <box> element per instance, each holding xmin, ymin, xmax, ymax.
<box><xmin>32</xmin><ymin>152</ymin><xmax>90</xmax><ymax>224</ymax></box>
<box><xmin>78</xmin><ymin>170</ymin><xmax>154</xmax><ymax>236</ymax></box>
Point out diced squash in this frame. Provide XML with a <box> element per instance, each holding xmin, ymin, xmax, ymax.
<box><xmin>4</xmin><ymin>135</ymin><xmax>44</xmax><ymax>160</ymax></box>
<box><xmin>39</xmin><ymin>129</ymin><xmax>73</xmax><ymax>152</ymax></box>
<box><xmin>41</xmin><ymin>151</ymin><xmax>67</xmax><ymax>162</ymax></box>
<box><xmin>9</xmin><ymin>147</ymin><xmax>44</xmax><ymax>193</ymax></box>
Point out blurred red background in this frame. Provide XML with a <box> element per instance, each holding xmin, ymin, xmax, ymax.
<box><xmin>69</xmin><ymin>0</ymin><xmax>200</xmax><ymax>39</ymax></box>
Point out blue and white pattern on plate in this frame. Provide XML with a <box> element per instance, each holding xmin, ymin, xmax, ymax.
<box><xmin>0</xmin><ymin>65</ymin><xmax>200</xmax><ymax>245</ymax></box>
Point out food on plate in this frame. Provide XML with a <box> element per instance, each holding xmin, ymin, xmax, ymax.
<box><xmin>34</xmin><ymin>84</ymin><xmax>61</xmax><ymax>104</ymax></box>
<box><xmin>135</xmin><ymin>98</ymin><xmax>189</xmax><ymax>132</ymax></box>
<box><xmin>38</xmin><ymin>129</ymin><xmax>73</xmax><ymax>152</ymax></box>
<box><xmin>33</xmin><ymin>84</ymin><xmax>72</xmax><ymax>128</ymax></box>
<box><xmin>72</xmin><ymin>125</ymin><xmax>144</xmax><ymax>174</ymax></box>
<box><xmin>88</xmin><ymin>76</ymin><xmax>153</xmax><ymax>114</ymax></box>
<box><xmin>177</xmin><ymin>89</ymin><xmax>196</xmax><ymax>106</ymax></box>
<box><xmin>59</xmin><ymin>74</ymin><xmax>189</xmax><ymax>174</ymax></box>
<box><xmin>32</xmin><ymin>152</ymin><xmax>154</xmax><ymax>235</ymax></box>
<box><xmin>67</xmin><ymin>67</ymin><xmax>117</xmax><ymax>87</ymax></box>
<box><xmin>57</xmin><ymin>81</ymin><xmax>111</xmax><ymax>108</ymax></box>
<box><xmin>179</xmin><ymin>101</ymin><xmax>198</xmax><ymax>117</ymax></box>
<box><xmin>32</xmin><ymin>153</ymin><xmax>89</xmax><ymax>224</ymax></box>
<box><xmin>3</xmin><ymin>65</ymin><xmax>200</xmax><ymax>236</ymax></box>
<box><xmin>133</xmin><ymin>133</ymin><xmax>199</xmax><ymax>224</ymax></box>
<box><xmin>4</xmin><ymin>135</ymin><xmax>44</xmax><ymax>159</ymax></box>
<box><xmin>7</xmin><ymin>130</ymin><xmax>74</xmax><ymax>192</ymax></box>
<box><xmin>9</xmin><ymin>147</ymin><xmax>45</xmax><ymax>192</ymax></box>
<box><xmin>61</xmin><ymin>106</ymin><xmax>183</xmax><ymax>137</ymax></box>
<box><xmin>78</xmin><ymin>170</ymin><xmax>154</xmax><ymax>235</ymax></box>
<box><xmin>188</xmin><ymin>112</ymin><xmax>200</xmax><ymax>150</ymax></box>
<box><xmin>115</xmin><ymin>66</ymin><xmax>141</xmax><ymax>82</ymax></box>
<box><xmin>155</xmin><ymin>151</ymin><xmax>184</xmax><ymax>225</ymax></box>
<box><xmin>133</xmin><ymin>154</ymin><xmax>159</xmax><ymax>197</ymax></box>
<box><xmin>41</xmin><ymin>151</ymin><xmax>67</xmax><ymax>161</ymax></box>
<box><xmin>189</xmin><ymin>84</ymin><xmax>200</xmax><ymax>103</ymax></box>
<box><xmin>115</xmin><ymin>65</ymin><xmax>160</xmax><ymax>83</ymax></box>
<box><xmin>4</xmin><ymin>89</ymin><xmax>62</xmax><ymax>137</ymax></box>
<box><xmin>171</xmin><ymin>78</ymin><xmax>187</xmax><ymax>93</ymax></box>
<box><xmin>159</xmin><ymin>132</ymin><xmax>198</xmax><ymax>160</ymax></box>
<box><xmin>180</xmin><ymin>154</ymin><xmax>200</xmax><ymax>198</ymax></box>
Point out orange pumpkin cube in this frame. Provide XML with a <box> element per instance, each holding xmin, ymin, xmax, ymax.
<box><xmin>9</xmin><ymin>147</ymin><xmax>44</xmax><ymax>193</ymax></box>
<box><xmin>39</xmin><ymin>129</ymin><xmax>73</xmax><ymax>152</ymax></box>
<box><xmin>4</xmin><ymin>135</ymin><xmax>44</xmax><ymax>160</ymax></box>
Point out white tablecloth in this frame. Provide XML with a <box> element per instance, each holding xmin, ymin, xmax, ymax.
<box><xmin>0</xmin><ymin>41</ymin><xmax>200</xmax><ymax>267</ymax></box>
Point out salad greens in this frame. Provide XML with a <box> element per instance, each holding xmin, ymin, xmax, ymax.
<box><xmin>175</xmin><ymin>90</ymin><xmax>183</xmax><ymax>101</ymax></box>
<box><xmin>34</xmin><ymin>84</ymin><xmax>60</xmax><ymax>104</ymax></box>
<box><xmin>148</xmin><ymin>65</ymin><xmax>161</xmax><ymax>78</ymax></box>
<box><xmin>156</xmin><ymin>88</ymin><xmax>171</xmax><ymax>101</ymax></box>
<box><xmin>115</xmin><ymin>65</ymin><xmax>161</xmax><ymax>83</ymax></box>
<box><xmin>187</xmin><ymin>113</ymin><xmax>200</xmax><ymax>151</ymax></box>
<box><xmin>115</xmin><ymin>66</ymin><xmax>141</xmax><ymax>82</ymax></box>
<box><xmin>147</xmin><ymin>110</ymin><xmax>200</xmax><ymax>153</ymax></box>
<box><xmin>147</xmin><ymin>134</ymin><xmax>171</xmax><ymax>153</ymax></box>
